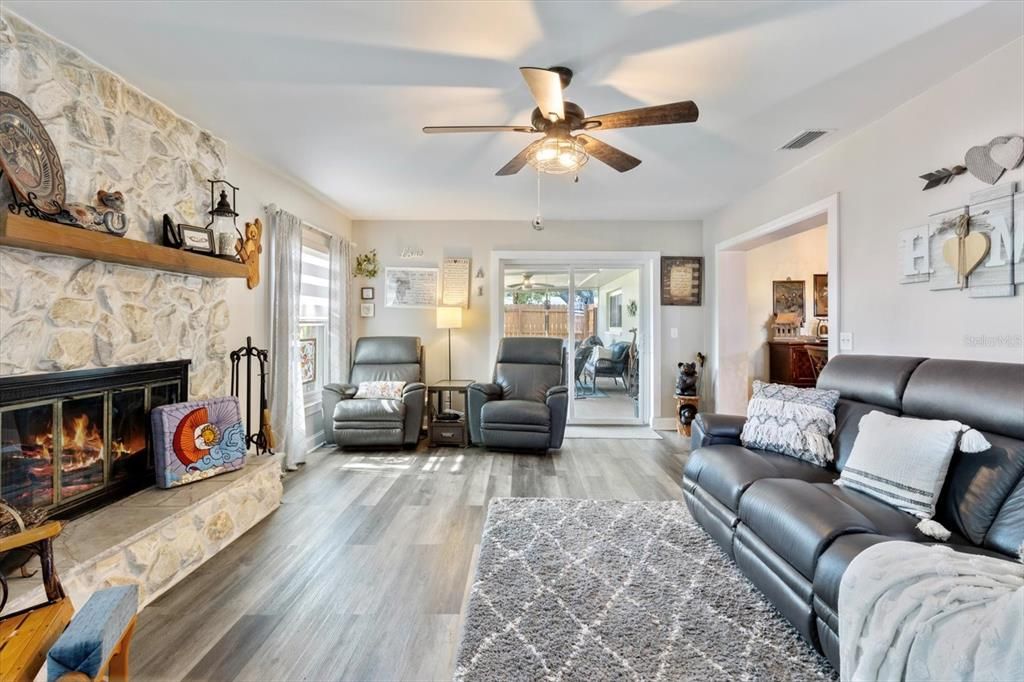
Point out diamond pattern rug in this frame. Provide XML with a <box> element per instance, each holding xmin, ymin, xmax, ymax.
<box><xmin>454</xmin><ymin>498</ymin><xmax>836</xmax><ymax>681</ymax></box>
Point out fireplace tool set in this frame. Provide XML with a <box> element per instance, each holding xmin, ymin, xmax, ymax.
<box><xmin>230</xmin><ymin>337</ymin><xmax>275</xmax><ymax>456</ymax></box>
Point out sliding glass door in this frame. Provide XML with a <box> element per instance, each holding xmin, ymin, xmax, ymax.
<box><xmin>499</xmin><ymin>259</ymin><xmax>649</xmax><ymax>426</ymax></box>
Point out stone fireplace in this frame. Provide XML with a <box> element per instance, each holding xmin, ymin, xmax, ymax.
<box><xmin>0</xmin><ymin>361</ymin><xmax>189</xmax><ymax>518</ymax></box>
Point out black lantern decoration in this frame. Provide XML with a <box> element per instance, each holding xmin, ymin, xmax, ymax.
<box><xmin>205</xmin><ymin>179</ymin><xmax>240</xmax><ymax>257</ymax></box>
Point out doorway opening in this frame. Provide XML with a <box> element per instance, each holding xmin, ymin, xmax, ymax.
<box><xmin>492</xmin><ymin>252</ymin><xmax>659</xmax><ymax>426</ymax></box>
<box><xmin>713</xmin><ymin>195</ymin><xmax>839</xmax><ymax>415</ymax></box>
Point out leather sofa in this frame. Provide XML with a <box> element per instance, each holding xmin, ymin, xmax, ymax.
<box><xmin>322</xmin><ymin>336</ymin><xmax>426</xmax><ymax>448</ymax></box>
<box><xmin>468</xmin><ymin>337</ymin><xmax>568</xmax><ymax>452</ymax></box>
<box><xmin>683</xmin><ymin>355</ymin><xmax>1024</xmax><ymax>670</ymax></box>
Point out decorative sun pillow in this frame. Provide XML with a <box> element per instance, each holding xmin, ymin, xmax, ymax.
<box><xmin>353</xmin><ymin>381</ymin><xmax>406</xmax><ymax>400</ymax></box>
<box><xmin>740</xmin><ymin>380</ymin><xmax>840</xmax><ymax>466</ymax></box>
<box><xmin>835</xmin><ymin>411</ymin><xmax>991</xmax><ymax>539</ymax></box>
<box><xmin>151</xmin><ymin>397</ymin><xmax>246</xmax><ymax>489</ymax></box>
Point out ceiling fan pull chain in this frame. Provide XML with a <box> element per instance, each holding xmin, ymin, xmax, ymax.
<box><xmin>533</xmin><ymin>168</ymin><xmax>544</xmax><ymax>231</ymax></box>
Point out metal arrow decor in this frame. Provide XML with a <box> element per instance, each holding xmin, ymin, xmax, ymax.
<box><xmin>919</xmin><ymin>165</ymin><xmax>966</xmax><ymax>191</ymax></box>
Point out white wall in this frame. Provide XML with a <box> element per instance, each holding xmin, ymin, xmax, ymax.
<box><xmin>350</xmin><ymin>220</ymin><xmax>704</xmax><ymax>420</ymax></box>
<box><xmin>704</xmin><ymin>37</ymin><xmax>1024</xmax><ymax>409</ymax></box>
<box><xmin>745</xmin><ymin>226</ymin><xmax>828</xmax><ymax>386</ymax></box>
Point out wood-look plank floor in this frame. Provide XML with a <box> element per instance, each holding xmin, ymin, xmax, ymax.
<box><xmin>131</xmin><ymin>434</ymin><xmax>691</xmax><ymax>682</ymax></box>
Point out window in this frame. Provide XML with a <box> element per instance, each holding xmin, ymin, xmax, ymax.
<box><xmin>608</xmin><ymin>290</ymin><xmax>623</xmax><ymax>329</ymax></box>
<box><xmin>299</xmin><ymin>228</ymin><xmax>329</xmax><ymax>409</ymax></box>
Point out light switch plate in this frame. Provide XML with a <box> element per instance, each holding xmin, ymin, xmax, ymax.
<box><xmin>670</xmin><ymin>327</ymin><xmax>678</xmax><ymax>339</ymax></box>
<box><xmin>839</xmin><ymin>332</ymin><xmax>853</xmax><ymax>351</ymax></box>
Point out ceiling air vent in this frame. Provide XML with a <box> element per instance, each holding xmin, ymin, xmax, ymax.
<box><xmin>779</xmin><ymin>129</ymin><xmax>830</xmax><ymax>150</ymax></box>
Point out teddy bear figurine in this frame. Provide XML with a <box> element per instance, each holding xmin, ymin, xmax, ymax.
<box><xmin>674</xmin><ymin>362</ymin><xmax>699</xmax><ymax>396</ymax></box>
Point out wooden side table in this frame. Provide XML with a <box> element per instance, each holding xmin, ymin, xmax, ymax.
<box><xmin>675</xmin><ymin>395</ymin><xmax>700</xmax><ymax>437</ymax></box>
<box><xmin>427</xmin><ymin>380</ymin><xmax>473</xmax><ymax>447</ymax></box>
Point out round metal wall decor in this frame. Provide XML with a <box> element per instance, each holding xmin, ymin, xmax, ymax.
<box><xmin>0</xmin><ymin>91</ymin><xmax>67</xmax><ymax>215</ymax></box>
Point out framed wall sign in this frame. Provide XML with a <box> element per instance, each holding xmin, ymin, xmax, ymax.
<box><xmin>441</xmin><ymin>256</ymin><xmax>471</xmax><ymax>308</ymax></box>
<box><xmin>360</xmin><ymin>286</ymin><xmax>375</xmax><ymax>300</ymax></box>
<box><xmin>360</xmin><ymin>303</ymin><xmax>375</xmax><ymax>318</ymax></box>
<box><xmin>661</xmin><ymin>256</ymin><xmax>703</xmax><ymax>306</ymax></box>
<box><xmin>384</xmin><ymin>266</ymin><xmax>438</xmax><ymax>308</ymax></box>
<box><xmin>178</xmin><ymin>224</ymin><xmax>214</xmax><ymax>253</ymax></box>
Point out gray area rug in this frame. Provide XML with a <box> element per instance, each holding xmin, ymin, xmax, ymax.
<box><xmin>455</xmin><ymin>498</ymin><xmax>836</xmax><ymax>681</ymax></box>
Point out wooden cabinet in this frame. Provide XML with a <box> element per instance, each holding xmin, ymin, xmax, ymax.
<box><xmin>769</xmin><ymin>341</ymin><xmax>827</xmax><ymax>387</ymax></box>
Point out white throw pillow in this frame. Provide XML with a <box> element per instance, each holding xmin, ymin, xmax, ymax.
<box><xmin>836</xmin><ymin>411</ymin><xmax>962</xmax><ymax>520</ymax></box>
<box><xmin>353</xmin><ymin>381</ymin><xmax>406</xmax><ymax>400</ymax></box>
<box><xmin>740</xmin><ymin>380</ymin><xmax>840</xmax><ymax>466</ymax></box>
<box><xmin>590</xmin><ymin>346</ymin><xmax>613</xmax><ymax>362</ymax></box>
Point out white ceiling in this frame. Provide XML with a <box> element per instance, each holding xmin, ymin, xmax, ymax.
<box><xmin>8</xmin><ymin>1</ymin><xmax>1022</xmax><ymax>221</ymax></box>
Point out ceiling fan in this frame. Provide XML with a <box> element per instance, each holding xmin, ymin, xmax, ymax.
<box><xmin>423</xmin><ymin>66</ymin><xmax>698</xmax><ymax>176</ymax></box>
<box><xmin>506</xmin><ymin>273</ymin><xmax>558</xmax><ymax>292</ymax></box>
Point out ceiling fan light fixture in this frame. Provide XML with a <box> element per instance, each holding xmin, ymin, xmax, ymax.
<box><xmin>528</xmin><ymin>136</ymin><xmax>588</xmax><ymax>175</ymax></box>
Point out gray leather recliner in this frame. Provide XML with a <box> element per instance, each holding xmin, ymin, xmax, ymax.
<box><xmin>468</xmin><ymin>337</ymin><xmax>568</xmax><ymax>452</ymax></box>
<box><xmin>322</xmin><ymin>336</ymin><xmax>425</xmax><ymax>449</ymax></box>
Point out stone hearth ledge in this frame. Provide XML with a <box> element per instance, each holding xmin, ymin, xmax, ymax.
<box><xmin>7</xmin><ymin>453</ymin><xmax>283</xmax><ymax>614</ymax></box>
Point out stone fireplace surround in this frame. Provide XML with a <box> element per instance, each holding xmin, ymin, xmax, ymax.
<box><xmin>0</xmin><ymin>10</ymin><xmax>284</xmax><ymax>628</ymax></box>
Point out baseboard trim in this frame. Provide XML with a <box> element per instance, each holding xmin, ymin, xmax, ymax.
<box><xmin>652</xmin><ymin>417</ymin><xmax>678</xmax><ymax>431</ymax></box>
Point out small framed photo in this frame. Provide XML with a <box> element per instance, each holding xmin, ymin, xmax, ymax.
<box><xmin>360</xmin><ymin>303</ymin><xmax>375</xmax><ymax>318</ymax></box>
<box><xmin>360</xmin><ymin>287</ymin><xmax>375</xmax><ymax>300</ymax></box>
<box><xmin>178</xmin><ymin>224</ymin><xmax>214</xmax><ymax>253</ymax></box>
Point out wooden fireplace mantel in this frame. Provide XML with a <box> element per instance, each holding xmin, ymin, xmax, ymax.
<box><xmin>0</xmin><ymin>212</ymin><xmax>248</xmax><ymax>280</ymax></box>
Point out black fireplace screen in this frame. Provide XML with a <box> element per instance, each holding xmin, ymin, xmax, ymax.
<box><xmin>0</xmin><ymin>361</ymin><xmax>189</xmax><ymax>518</ymax></box>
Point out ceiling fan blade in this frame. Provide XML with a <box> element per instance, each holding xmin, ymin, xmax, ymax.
<box><xmin>520</xmin><ymin>67</ymin><xmax>565</xmax><ymax>122</ymax></box>
<box><xmin>577</xmin><ymin>134</ymin><xmax>641</xmax><ymax>172</ymax></box>
<box><xmin>496</xmin><ymin>140</ymin><xmax>541</xmax><ymax>176</ymax></box>
<box><xmin>423</xmin><ymin>125</ymin><xmax>536</xmax><ymax>134</ymax></box>
<box><xmin>582</xmin><ymin>101</ymin><xmax>698</xmax><ymax>130</ymax></box>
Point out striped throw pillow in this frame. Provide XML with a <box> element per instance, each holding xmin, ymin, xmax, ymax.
<box><xmin>836</xmin><ymin>411</ymin><xmax>962</xmax><ymax>519</ymax></box>
<box><xmin>740</xmin><ymin>381</ymin><xmax>840</xmax><ymax>466</ymax></box>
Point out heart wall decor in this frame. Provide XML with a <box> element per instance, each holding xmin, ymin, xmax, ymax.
<box><xmin>990</xmin><ymin>136</ymin><xmax>1024</xmax><ymax>173</ymax></box>
<box><xmin>942</xmin><ymin>231</ymin><xmax>990</xmax><ymax>286</ymax></box>
<box><xmin>919</xmin><ymin>134</ymin><xmax>1023</xmax><ymax>190</ymax></box>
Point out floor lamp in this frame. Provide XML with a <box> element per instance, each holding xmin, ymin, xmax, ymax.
<box><xmin>436</xmin><ymin>306</ymin><xmax>463</xmax><ymax>381</ymax></box>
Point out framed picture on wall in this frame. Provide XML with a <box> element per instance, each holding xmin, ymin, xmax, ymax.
<box><xmin>813</xmin><ymin>273</ymin><xmax>828</xmax><ymax>317</ymax></box>
<box><xmin>360</xmin><ymin>303</ymin><xmax>375</xmax><ymax>318</ymax></box>
<box><xmin>772</xmin><ymin>279</ymin><xmax>806</xmax><ymax>320</ymax></box>
<box><xmin>360</xmin><ymin>287</ymin><xmax>375</xmax><ymax>300</ymax></box>
<box><xmin>384</xmin><ymin>266</ymin><xmax>439</xmax><ymax>308</ymax></box>
<box><xmin>299</xmin><ymin>338</ymin><xmax>317</xmax><ymax>384</ymax></box>
<box><xmin>660</xmin><ymin>256</ymin><xmax>703</xmax><ymax>306</ymax></box>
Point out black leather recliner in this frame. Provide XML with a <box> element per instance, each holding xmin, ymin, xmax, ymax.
<box><xmin>683</xmin><ymin>355</ymin><xmax>1024</xmax><ymax>670</ymax></box>
<box><xmin>322</xmin><ymin>336</ymin><xmax>426</xmax><ymax>449</ymax></box>
<box><xmin>468</xmin><ymin>337</ymin><xmax>568</xmax><ymax>452</ymax></box>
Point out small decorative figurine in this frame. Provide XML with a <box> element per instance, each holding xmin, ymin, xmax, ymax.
<box><xmin>235</xmin><ymin>217</ymin><xmax>262</xmax><ymax>289</ymax></box>
<box><xmin>59</xmin><ymin>189</ymin><xmax>128</xmax><ymax>236</ymax></box>
<box><xmin>675</xmin><ymin>362</ymin><xmax>699</xmax><ymax>396</ymax></box>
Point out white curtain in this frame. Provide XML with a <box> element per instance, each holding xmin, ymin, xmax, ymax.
<box><xmin>327</xmin><ymin>235</ymin><xmax>351</xmax><ymax>384</ymax></box>
<box><xmin>267</xmin><ymin>205</ymin><xmax>308</xmax><ymax>470</ymax></box>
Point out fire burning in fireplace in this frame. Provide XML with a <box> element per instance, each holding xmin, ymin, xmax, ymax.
<box><xmin>1</xmin><ymin>361</ymin><xmax>188</xmax><ymax>518</ymax></box>
<box><xmin>60</xmin><ymin>401</ymin><xmax>105</xmax><ymax>498</ymax></box>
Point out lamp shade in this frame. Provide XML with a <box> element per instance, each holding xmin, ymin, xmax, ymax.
<box><xmin>436</xmin><ymin>306</ymin><xmax>463</xmax><ymax>329</ymax></box>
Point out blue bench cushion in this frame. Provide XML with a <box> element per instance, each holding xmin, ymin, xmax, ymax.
<box><xmin>48</xmin><ymin>584</ymin><xmax>138</xmax><ymax>682</ymax></box>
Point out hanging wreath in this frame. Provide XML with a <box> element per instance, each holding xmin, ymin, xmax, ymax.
<box><xmin>354</xmin><ymin>249</ymin><xmax>380</xmax><ymax>278</ymax></box>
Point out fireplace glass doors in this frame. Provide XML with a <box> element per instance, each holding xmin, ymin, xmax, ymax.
<box><xmin>0</xmin><ymin>361</ymin><xmax>189</xmax><ymax>518</ymax></box>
